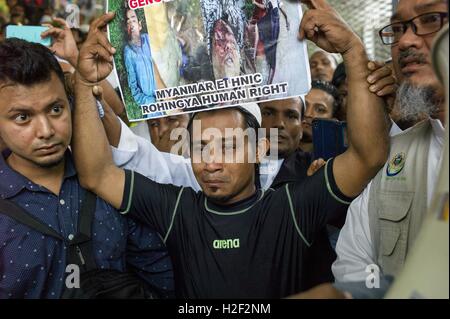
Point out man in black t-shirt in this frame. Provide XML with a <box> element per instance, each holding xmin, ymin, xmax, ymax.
<box><xmin>72</xmin><ymin>1</ymin><xmax>389</xmax><ymax>298</ymax></box>
<box><xmin>118</xmin><ymin>155</ymin><xmax>351</xmax><ymax>298</ymax></box>
<box><xmin>259</xmin><ymin>96</ymin><xmax>337</xmax><ymax>288</ymax></box>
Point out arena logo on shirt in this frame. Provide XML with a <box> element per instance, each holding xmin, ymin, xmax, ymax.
<box><xmin>128</xmin><ymin>0</ymin><xmax>163</xmax><ymax>10</ymax></box>
<box><xmin>213</xmin><ymin>239</ymin><xmax>240</xmax><ymax>249</ymax></box>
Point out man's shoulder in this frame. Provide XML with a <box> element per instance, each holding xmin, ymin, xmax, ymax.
<box><xmin>284</xmin><ymin>150</ymin><xmax>313</xmax><ymax>172</ymax></box>
<box><xmin>0</xmin><ymin>154</ymin><xmax>25</xmax><ymax>198</ymax></box>
<box><xmin>270</xmin><ymin>150</ymin><xmax>312</xmax><ymax>188</ymax></box>
<box><xmin>124</xmin><ymin>44</ymin><xmax>136</xmax><ymax>57</ymax></box>
<box><xmin>124</xmin><ymin>44</ymin><xmax>132</xmax><ymax>53</ymax></box>
<box><xmin>292</xmin><ymin>150</ymin><xmax>313</xmax><ymax>164</ymax></box>
<box><xmin>259</xmin><ymin>184</ymin><xmax>293</xmax><ymax>207</ymax></box>
<box><xmin>130</xmin><ymin>170</ymin><xmax>201</xmax><ymax>199</ymax></box>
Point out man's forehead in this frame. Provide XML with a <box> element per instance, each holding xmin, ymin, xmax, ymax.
<box><xmin>193</xmin><ymin>110</ymin><xmax>246</xmax><ymax>134</ymax></box>
<box><xmin>1</xmin><ymin>90</ymin><xmax>63</xmax><ymax>110</ymax></box>
<box><xmin>260</xmin><ymin>98</ymin><xmax>302</xmax><ymax>111</ymax></box>
<box><xmin>0</xmin><ymin>78</ymin><xmax>67</xmax><ymax>111</ymax></box>
<box><xmin>393</xmin><ymin>0</ymin><xmax>447</xmax><ymax>20</ymax></box>
<box><xmin>307</xmin><ymin>88</ymin><xmax>334</xmax><ymax>102</ymax></box>
<box><xmin>311</xmin><ymin>51</ymin><xmax>330</xmax><ymax>61</ymax></box>
<box><xmin>197</xmin><ymin>108</ymin><xmax>243</xmax><ymax>123</ymax></box>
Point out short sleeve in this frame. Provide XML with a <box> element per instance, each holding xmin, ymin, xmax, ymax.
<box><xmin>120</xmin><ymin>170</ymin><xmax>185</xmax><ymax>240</ymax></box>
<box><xmin>288</xmin><ymin>158</ymin><xmax>354</xmax><ymax>245</ymax></box>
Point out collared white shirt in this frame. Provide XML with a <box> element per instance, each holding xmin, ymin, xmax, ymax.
<box><xmin>333</xmin><ymin>119</ymin><xmax>445</xmax><ymax>282</ymax></box>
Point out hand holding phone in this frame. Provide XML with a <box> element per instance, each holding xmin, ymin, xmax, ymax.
<box><xmin>312</xmin><ymin>118</ymin><xmax>348</xmax><ymax>160</ymax></box>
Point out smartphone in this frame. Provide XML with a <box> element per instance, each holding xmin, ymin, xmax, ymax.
<box><xmin>6</xmin><ymin>25</ymin><xmax>51</xmax><ymax>47</ymax></box>
<box><xmin>312</xmin><ymin>118</ymin><xmax>348</xmax><ymax>160</ymax></box>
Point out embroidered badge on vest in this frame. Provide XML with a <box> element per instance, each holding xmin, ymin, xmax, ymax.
<box><xmin>386</xmin><ymin>152</ymin><xmax>406</xmax><ymax>177</ymax></box>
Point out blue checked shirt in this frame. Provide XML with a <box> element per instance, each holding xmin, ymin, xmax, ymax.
<box><xmin>124</xmin><ymin>33</ymin><xmax>157</xmax><ymax>106</ymax></box>
<box><xmin>0</xmin><ymin>150</ymin><xmax>173</xmax><ymax>298</ymax></box>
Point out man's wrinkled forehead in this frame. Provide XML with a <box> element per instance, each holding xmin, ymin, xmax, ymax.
<box><xmin>392</xmin><ymin>0</ymin><xmax>448</xmax><ymax>21</ymax></box>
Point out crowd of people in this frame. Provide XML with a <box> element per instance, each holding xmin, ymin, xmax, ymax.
<box><xmin>0</xmin><ymin>0</ymin><xmax>97</xmax><ymax>43</ymax></box>
<box><xmin>0</xmin><ymin>0</ymin><xmax>448</xmax><ymax>299</ymax></box>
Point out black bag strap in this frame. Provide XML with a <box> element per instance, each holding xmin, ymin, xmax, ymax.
<box><xmin>70</xmin><ymin>191</ymin><xmax>96</xmax><ymax>245</ymax></box>
<box><xmin>0</xmin><ymin>198</ymin><xmax>64</xmax><ymax>240</ymax></box>
<box><xmin>66</xmin><ymin>191</ymin><xmax>98</xmax><ymax>272</ymax></box>
<box><xmin>0</xmin><ymin>191</ymin><xmax>98</xmax><ymax>272</ymax></box>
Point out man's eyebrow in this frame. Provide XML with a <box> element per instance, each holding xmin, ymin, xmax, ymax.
<box><xmin>7</xmin><ymin>98</ymin><xmax>65</xmax><ymax>114</ymax></box>
<box><xmin>313</xmin><ymin>102</ymin><xmax>328</xmax><ymax>108</ymax></box>
<box><xmin>45</xmin><ymin>98</ymin><xmax>66</xmax><ymax>109</ymax></box>
<box><xmin>261</xmin><ymin>106</ymin><xmax>276</xmax><ymax>112</ymax></box>
<box><xmin>285</xmin><ymin>109</ymin><xmax>300</xmax><ymax>115</ymax></box>
<box><xmin>7</xmin><ymin>106</ymin><xmax>33</xmax><ymax>114</ymax></box>
<box><xmin>415</xmin><ymin>0</ymin><xmax>447</xmax><ymax>12</ymax></box>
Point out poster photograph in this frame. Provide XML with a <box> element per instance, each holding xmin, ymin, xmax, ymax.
<box><xmin>108</xmin><ymin>0</ymin><xmax>311</xmax><ymax>121</ymax></box>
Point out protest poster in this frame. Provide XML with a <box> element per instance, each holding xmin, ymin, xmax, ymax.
<box><xmin>107</xmin><ymin>0</ymin><xmax>311</xmax><ymax>122</ymax></box>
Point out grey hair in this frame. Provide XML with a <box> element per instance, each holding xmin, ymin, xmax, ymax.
<box><xmin>395</xmin><ymin>82</ymin><xmax>441</xmax><ymax>121</ymax></box>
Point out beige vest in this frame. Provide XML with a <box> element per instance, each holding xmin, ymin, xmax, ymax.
<box><xmin>368</xmin><ymin>120</ymin><xmax>432</xmax><ymax>277</ymax></box>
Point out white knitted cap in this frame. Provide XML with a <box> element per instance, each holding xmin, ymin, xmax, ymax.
<box><xmin>238</xmin><ymin>102</ymin><xmax>262</xmax><ymax>126</ymax></box>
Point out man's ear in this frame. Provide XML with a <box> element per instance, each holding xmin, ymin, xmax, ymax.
<box><xmin>256</xmin><ymin>137</ymin><xmax>270</xmax><ymax>164</ymax></box>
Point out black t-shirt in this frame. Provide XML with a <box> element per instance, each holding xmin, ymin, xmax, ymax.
<box><xmin>272</xmin><ymin>150</ymin><xmax>341</xmax><ymax>287</ymax></box>
<box><xmin>270</xmin><ymin>150</ymin><xmax>313</xmax><ymax>188</ymax></box>
<box><xmin>120</xmin><ymin>159</ymin><xmax>352</xmax><ymax>298</ymax></box>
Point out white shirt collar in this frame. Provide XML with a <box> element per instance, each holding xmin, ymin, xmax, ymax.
<box><xmin>430</xmin><ymin>118</ymin><xmax>445</xmax><ymax>146</ymax></box>
<box><xmin>389</xmin><ymin>120</ymin><xmax>403</xmax><ymax>136</ymax></box>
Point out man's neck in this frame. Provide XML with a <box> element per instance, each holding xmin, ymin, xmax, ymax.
<box><xmin>130</xmin><ymin>35</ymin><xmax>142</xmax><ymax>46</ymax></box>
<box><xmin>209</xmin><ymin>184</ymin><xmax>257</xmax><ymax>206</ymax></box>
<box><xmin>6</xmin><ymin>153</ymin><xmax>65</xmax><ymax>195</ymax></box>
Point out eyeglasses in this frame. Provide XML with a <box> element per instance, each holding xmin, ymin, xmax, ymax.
<box><xmin>379</xmin><ymin>12</ymin><xmax>448</xmax><ymax>45</ymax></box>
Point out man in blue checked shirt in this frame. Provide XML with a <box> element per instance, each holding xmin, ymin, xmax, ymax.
<box><xmin>0</xmin><ymin>38</ymin><xmax>173</xmax><ymax>299</ymax></box>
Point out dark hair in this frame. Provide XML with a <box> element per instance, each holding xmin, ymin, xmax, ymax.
<box><xmin>123</xmin><ymin>1</ymin><xmax>141</xmax><ymax>42</ymax></box>
<box><xmin>331</xmin><ymin>62</ymin><xmax>346</xmax><ymax>88</ymax></box>
<box><xmin>183</xmin><ymin>44</ymin><xmax>215</xmax><ymax>82</ymax></box>
<box><xmin>311</xmin><ymin>80</ymin><xmax>341</xmax><ymax>118</ymax></box>
<box><xmin>0</xmin><ymin>16</ymin><xmax>6</xmax><ymax>28</ymax></box>
<box><xmin>0</xmin><ymin>22</ymin><xmax>10</xmax><ymax>36</ymax></box>
<box><xmin>300</xmin><ymin>96</ymin><xmax>305</xmax><ymax>119</ymax></box>
<box><xmin>0</xmin><ymin>38</ymin><xmax>65</xmax><ymax>88</ymax></box>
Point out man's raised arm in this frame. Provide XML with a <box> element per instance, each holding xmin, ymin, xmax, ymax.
<box><xmin>299</xmin><ymin>0</ymin><xmax>389</xmax><ymax>198</ymax></box>
<box><xmin>71</xmin><ymin>12</ymin><xmax>125</xmax><ymax>209</ymax></box>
